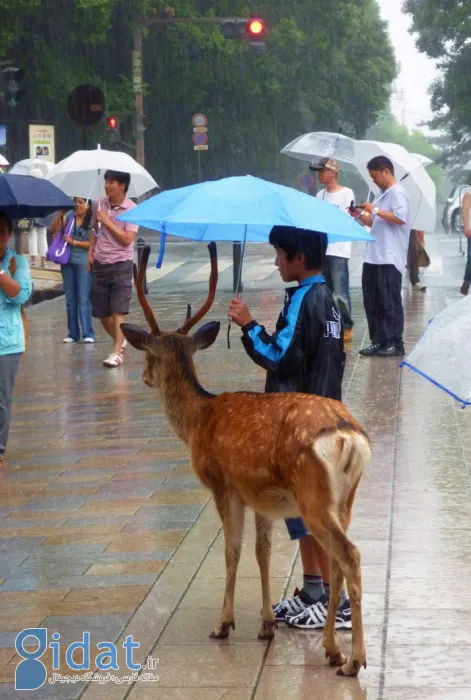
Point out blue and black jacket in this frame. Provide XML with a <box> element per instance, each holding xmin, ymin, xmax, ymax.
<box><xmin>241</xmin><ymin>275</ymin><xmax>345</xmax><ymax>400</ymax></box>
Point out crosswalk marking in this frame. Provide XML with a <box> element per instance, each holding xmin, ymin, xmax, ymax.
<box><xmin>146</xmin><ymin>261</ymin><xmax>186</xmax><ymax>283</ymax></box>
<box><xmin>184</xmin><ymin>260</ymin><xmax>233</xmax><ymax>282</ymax></box>
<box><xmin>243</xmin><ymin>259</ymin><xmax>276</xmax><ymax>282</ymax></box>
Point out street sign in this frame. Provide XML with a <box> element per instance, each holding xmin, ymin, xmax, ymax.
<box><xmin>299</xmin><ymin>173</ymin><xmax>314</xmax><ymax>189</ymax></box>
<box><xmin>29</xmin><ymin>125</ymin><xmax>55</xmax><ymax>162</ymax></box>
<box><xmin>132</xmin><ymin>50</ymin><xmax>143</xmax><ymax>94</ymax></box>
<box><xmin>67</xmin><ymin>85</ymin><xmax>105</xmax><ymax>126</ymax></box>
<box><xmin>193</xmin><ymin>132</ymin><xmax>208</xmax><ymax>147</ymax></box>
<box><xmin>193</xmin><ymin>127</ymin><xmax>208</xmax><ymax>133</ymax></box>
<box><xmin>192</xmin><ymin>113</ymin><xmax>208</xmax><ymax>127</ymax></box>
<box><xmin>194</xmin><ymin>145</ymin><xmax>209</xmax><ymax>151</ymax></box>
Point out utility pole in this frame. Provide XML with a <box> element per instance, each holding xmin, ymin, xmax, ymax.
<box><xmin>133</xmin><ymin>24</ymin><xmax>145</xmax><ymax>166</ymax></box>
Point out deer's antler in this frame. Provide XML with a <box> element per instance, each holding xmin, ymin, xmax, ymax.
<box><xmin>178</xmin><ymin>242</ymin><xmax>218</xmax><ymax>334</ymax></box>
<box><xmin>133</xmin><ymin>245</ymin><xmax>160</xmax><ymax>335</ymax></box>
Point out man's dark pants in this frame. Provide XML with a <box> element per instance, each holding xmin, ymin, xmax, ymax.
<box><xmin>362</xmin><ymin>262</ymin><xmax>404</xmax><ymax>347</ymax></box>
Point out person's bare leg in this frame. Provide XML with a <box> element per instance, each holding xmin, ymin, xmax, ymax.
<box><xmin>300</xmin><ymin>535</ymin><xmax>322</xmax><ymax>575</ymax></box>
<box><xmin>111</xmin><ymin>313</ymin><xmax>125</xmax><ymax>354</ymax></box>
<box><xmin>100</xmin><ymin>316</ymin><xmax>114</xmax><ymax>339</ymax></box>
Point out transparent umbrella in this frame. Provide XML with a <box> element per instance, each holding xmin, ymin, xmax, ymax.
<box><xmin>281</xmin><ymin>132</ymin><xmax>436</xmax><ymax>231</ymax></box>
<box><xmin>401</xmin><ymin>295</ymin><xmax>471</xmax><ymax>407</ymax></box>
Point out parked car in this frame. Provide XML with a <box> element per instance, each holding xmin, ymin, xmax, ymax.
<box><xmin>442</xmin><ymin>184</ymin><xmax>469</xmax><ymax>233</ymax></box>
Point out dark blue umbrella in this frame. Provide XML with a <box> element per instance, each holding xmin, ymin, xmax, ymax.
<box><xmin>0</xmin><ymin>174</ymin><xmax>74</xmax><ymax>219</ymax></box>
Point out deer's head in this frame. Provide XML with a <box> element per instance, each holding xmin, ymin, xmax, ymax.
<box><xmin>121</xmin><ymin>243</ymin><xmax>220</xmax><ymax>390</ymax></box>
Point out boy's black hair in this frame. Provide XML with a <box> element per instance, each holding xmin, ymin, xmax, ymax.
<box><xmin>269</xmin><ymin>226</ymin><xmax>327</xmax><ymax>270</ymax></box>
<box><xmin>104</xmin><ymin>170</ymin><xmax>131</xmax><ymax>193</ymax></box>
<box><xmin>0</xmin><ymin>210</ymin><xmax>13</xmax><ymax>232</ymax></box>
<box><xmin>367</xmin><ymin>155</ymin><xmax>395</xmax><ymax>175</ymax></box>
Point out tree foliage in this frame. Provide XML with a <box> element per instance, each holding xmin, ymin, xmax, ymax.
<box><xmin>2</xmin><ymin>0</ymin><xmax>396</xmax><ymax>189</ymax></box>
<box><xmin>403</xmin><ymin>0</ymin><xmax>471</xmax><ymax>167</ymax></box>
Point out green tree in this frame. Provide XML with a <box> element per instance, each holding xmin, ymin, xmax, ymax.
<box><xmin>1</xmin><ymin>0</ymin><xmax>397</xmax><ymax>189</ymax></box>
<box><xmin>403</xmin><ymin>0</ymin><xmax>471</xmax><ymax>166</ymax></box>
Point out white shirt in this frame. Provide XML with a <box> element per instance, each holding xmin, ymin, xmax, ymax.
<box><xmin>364</xmin><ymin>183</ymin><xmax>411</xmax><ymax>274</ymax></box>
<box><xmin>316</xmin><ymin>187</ymin><xmax>355</xmax><ymax>259</ymax></box>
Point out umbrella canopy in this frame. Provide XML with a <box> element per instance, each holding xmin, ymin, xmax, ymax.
<box><xmin>0</xmin><ymin>174</ymin><xmax>74</xmax><ymax>219</ymax></box>
<box><xmin>0</xmin><ymin>154</ymin><xmax>9</xmax><ymax>168</ymax></box>
<box><xmin>281</xmin><ymin>132</ymin><xmax>436</xmax><ymax>231</ymax></box>
<box><xmin>117</xmin><ymin>175</ymin><xmax>374</xmax><ymax>244</ymax></box>
<box><xmin>412</xmin><ymin>153</ymin><xmax>434</xmax><ymax>168</ymax></box>
<box><xmin>46</xmin><ymin>148</ymin><xmax>158</xmax><ymax>200</ymax></box>
<box><xmin>401</xmin><ymin>295</ymin><xmax>471</xmax><ymax>407</ymax></box>
<box><xmin>9</xmin><ymin>158</ymin><xmax>54</xmax><ymax>176</ymax></box>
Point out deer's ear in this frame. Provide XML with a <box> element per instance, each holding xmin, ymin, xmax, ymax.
<box><xmin>120</xmin><ymin>323</ymin><xmax>156</xmax><ymax>352</ymax></box>
<box><xmin>192</xmin><ymin>321</ymin><xmax>220</xmax><ymax>350</ymax></box>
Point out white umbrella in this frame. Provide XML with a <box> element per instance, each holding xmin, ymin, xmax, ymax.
<box><xmin>9</xmin><ymin>158</ymin><xmax>54</xmax><ymax>176</ymax></box>
<box><xmin>0</xmin><ymin>154</ymin><xmax>9</xmax><ymax>168</ymax></box>
<box><xmin>46</xmin><ymin>147</ymin><xmax>158</xmax><ymax>200</ymax></box>
<box><xmin>356</xmin><ymin>140</ymin><xmax>436</xmax><ymax>232</ymax></box>
<box><xmin>412</xmin><ymin>153</ymin><xmax>434</xmax><ymax>168</ymax></box>
<box><xmin>401</xmin><ymin>295</ymin><xmax>471</xmax><ymax>407</ymax></box>
<box><xmin>281</xmin><ymin>133</ymin><xmax>436</xmax><ymax>231</ymax></box>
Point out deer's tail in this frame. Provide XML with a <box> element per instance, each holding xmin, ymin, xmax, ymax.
<box><xmin>312</xmin><ymin>421</ymin><xmax>371</xmax><ymax>504</ymax></box>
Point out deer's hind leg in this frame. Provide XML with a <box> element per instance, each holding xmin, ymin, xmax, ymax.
<box><xmin>209</xmin><ymin>488</ymin><xmax>245</xmax><ymax>640</ymax></box>
<box><xmin>254</xmin><ymin>513</ymin><xmax>276</xmax><ymax>640</ymax></box>
<box><xmin>296</xmin><ymin>450</ymin><xmax>366</xmax><ymax>677</ymax></box>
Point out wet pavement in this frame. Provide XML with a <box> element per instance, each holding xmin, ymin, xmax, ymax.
<box><xmin>1</xmin><ymin>243</ymin><xmax>471</xmax><ymax>699</ymax></box>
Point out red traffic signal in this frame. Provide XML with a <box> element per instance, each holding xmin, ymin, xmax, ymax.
<box><xmin>106</xmin><ymin>116</ymin><xmax>119</xmax><ymax>129</ymax></box>
<box><xmin>248</xmin><ymin>19</ymin><xmax>265</xmax><ymax>37</ymax></box>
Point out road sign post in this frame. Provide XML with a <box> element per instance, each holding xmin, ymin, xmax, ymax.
<box><xmin>192</xmin><ymin>113</ymin><xmax>208</xmax><ymax>182</ymax></box>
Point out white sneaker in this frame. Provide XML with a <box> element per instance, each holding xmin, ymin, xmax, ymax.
<box><xmin>412</xmin><ymin>283</ymin><xmax>426</xmax><ymax>291</ymax></box>
<box><xmin>63</xmin><ymin>337</ymin><xmax>76</xmax><ymax>343</ymax></box>
<box><xmin>121</xmin><ymin>338</ymin><xmax>128</xmax><ymax>353</ymax></box>
<box><xmin>83</xmin><ymin>337</ymin><xmax>95</xmax><ymax>344</ymax></box>
<box><xmin>103</xmin><ymin>352</ymin><xmax>123</xmax><ymax>367</ymax></box>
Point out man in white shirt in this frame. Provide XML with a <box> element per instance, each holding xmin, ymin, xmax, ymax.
<box><xmin>310</xmin><ymin>158</ymin><xmax>355</xmax><ymax>342</ymax></box>
<box><xmin>352</xmin><ymin>155</ymin><xmax>411</xmax><ymax>357</ymax></box>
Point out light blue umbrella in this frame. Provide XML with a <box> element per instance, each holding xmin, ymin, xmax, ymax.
<box><xmin>117</xmin><ymin>174</ymin><xmax>373</xmax><ymax>270</ymax></box>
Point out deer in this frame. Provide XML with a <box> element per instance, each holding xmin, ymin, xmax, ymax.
<box><xmin>121</xmin><ymin>243</ymin><xmax>371</xmax><ymax>678</ymax></box>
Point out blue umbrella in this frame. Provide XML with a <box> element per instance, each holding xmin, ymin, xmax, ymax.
<box><xmin>0</xmin><ymin>174</ymin><xmax>74</xmax><ymax>219</ymax></box>
<box><xmin>117</xmin><ymin>175</ymin><xmax>374</xmax><ymax>269</ymax></box>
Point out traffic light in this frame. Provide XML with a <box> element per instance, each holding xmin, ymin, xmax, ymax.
<box><xmin>220</xmin><ymin>17</ymin><xmax>268</xmax><ymax>48</ymax></box>
<box><xmin>1</xmin><ymin>67</ymin><xmax>25</xmax><ymax>108</ymax></box>
<box><xmin>105</xmin><ymin>115</ymin><xmax>120</xmax><ymax>145</ymax></box>
<box><xmin>106</xmin><ymin>115</ymin><xmax>119</xmax><ymax>130</ymax></box>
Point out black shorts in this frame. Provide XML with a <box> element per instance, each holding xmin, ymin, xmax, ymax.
<box><xmin>91</xmin><ymin>260</ymin><xmax>133</xmax><ymax>318</ymax></box>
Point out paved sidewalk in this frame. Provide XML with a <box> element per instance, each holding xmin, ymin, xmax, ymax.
<box><xmin>0</xmin><ymin>282</ymin><xmax>471</xmax><ymax>699</ymax></box>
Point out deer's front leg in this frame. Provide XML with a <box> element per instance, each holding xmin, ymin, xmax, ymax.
<box><xmin>254</xmin><ymin>513</ymin><xmax>276</xmax><ymax>640</ymax></box>
<box><xmin>209</xmin><ymin>491</ymin><xmax>245</xmax><ymax>639</ymax></box>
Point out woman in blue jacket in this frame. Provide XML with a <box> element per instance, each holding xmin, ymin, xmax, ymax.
<box><xmin>0</xmin><ymin>211</ymin><xmax>32</xmax><ymax>468</ymax></box>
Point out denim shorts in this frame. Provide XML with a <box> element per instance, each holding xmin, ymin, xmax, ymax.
<box><xmin>285</xmin><ymin>517</ymin><xmax>310</xmax><ymax>540</ymax></box>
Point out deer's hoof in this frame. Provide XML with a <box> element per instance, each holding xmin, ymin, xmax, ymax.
<box><xmin>258</xmin><ymin>619</ymin><xmax>277</xmax><ymax>640</ymax></box>
<box><xmin>326</xmin><ymin>650</ymin><xmax>347</xmax><ymax>667</ymax></box>
<box><xmin>209</xmin><ymin>621</ymin><xmax>235</xmax><ymax>639</ymax></box>
<box><xmin>336</xmin><ymin>658</ymin><xmax>366</xmax><ymax>677</ymax></box>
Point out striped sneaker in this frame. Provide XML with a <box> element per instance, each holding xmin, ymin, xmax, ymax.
<box><xmin>285</xmin><ymin>596</ymin><xmax>352</xmax><ymax>630</ymax></box>
<box><xmin>272</xmin><ymin>588</ymin><xmax>316</xmax><ymax>623</ymax></box>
